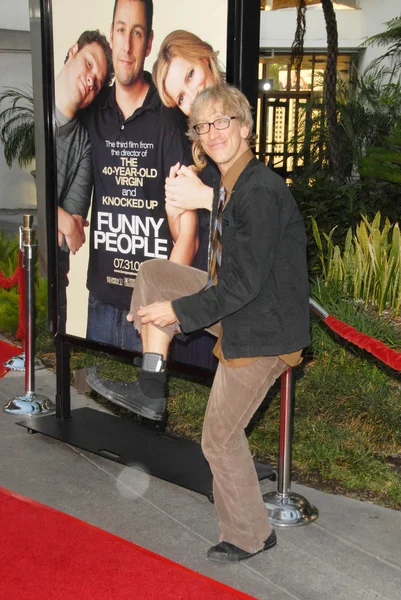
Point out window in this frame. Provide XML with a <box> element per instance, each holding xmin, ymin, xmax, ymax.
<box><xmin>256</xmin><ymin>52</ymin><xmax>357</xmax><ymax>176</ymax></box>
<box><xmin>260</xmin><ymin>1</ymin><xmax>357</xmax><ymax>10</ymax></box>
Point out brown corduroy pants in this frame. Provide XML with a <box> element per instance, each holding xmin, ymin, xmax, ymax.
<box><xmin>131</xmin><ymin>259</ymin><xmax>287</xmax><ymax>553</ymax></box>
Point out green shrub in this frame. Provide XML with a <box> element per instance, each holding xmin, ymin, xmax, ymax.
<box><xmin>0</xmin><ymin>230</ymin><xmax>19</xmax><ymax>272</ymax></box>
<box><xmin>291</xmin><ymin>63</ymin><xmax>401</xmax><ymax>268</ymax></box>
<box><xmin>360</xmin><ymin>123</ymin><xmax>401</xmax><ymax>185</ymax></box>
<box><xmin>0</xmin><ymin>232</ymin><xmax>48</xmax><ymax>339</ymax></box>
<box><xmin>312</xmin><ymin>212</ymin><xmax>401</xmax><ymax>316</ymax></box>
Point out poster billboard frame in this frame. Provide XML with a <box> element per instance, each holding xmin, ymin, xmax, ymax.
<box><xmin>29</xmin><ymin>0</ymin><xmax>261</xmax><ymax>394</ymax></box>
<box><xmin>22</xmin><ymin>0</ymin><xmax>275</xmax><ymax>496</ymax></box>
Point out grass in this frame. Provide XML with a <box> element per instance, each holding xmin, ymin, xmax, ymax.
<box><xmin>62</xmin><ymin>342</ymin><xmax>401</xmax><ymax>510</ymax></box>
<box><xmin>292</xmin><ymin>356</ymin><xmax>401</xmax><ymax>505</ymax></box>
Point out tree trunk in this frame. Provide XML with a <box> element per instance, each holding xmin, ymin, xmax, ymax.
<box><xmin>321</xmin><ymin>0</ymin><xmax>344</xmax><ymax>181</ymax></box>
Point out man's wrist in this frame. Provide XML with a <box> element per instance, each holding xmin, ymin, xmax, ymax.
<box><xmin>58</xmin><ymin>209</ymin><xmax>75</xmax><ymax>236</ymax></box>
<box><xmin>203</xmin><ymin>185</ymin><xmax>213</xmax><ymax>211</ymax></box>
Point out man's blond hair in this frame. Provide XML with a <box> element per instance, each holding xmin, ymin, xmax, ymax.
<box><xmin>188</xmin><ymin>85</ymin><xmax>254</xmax><ymax>170</ymax></box>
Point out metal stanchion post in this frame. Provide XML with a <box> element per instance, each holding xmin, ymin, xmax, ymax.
<box><xmin>3</xmin><ymin>220</ymin><xmax>44</xmax><ymax>372</ymax></box>
<box><xmin>263</xmin><ymin>368</ymin><xmax>318</xmax><ymax>526</ymax></box>
<box><xmin>4</xmin><ymin>216</ymin><xmax>54</xmax><ymax>416</ymax></box>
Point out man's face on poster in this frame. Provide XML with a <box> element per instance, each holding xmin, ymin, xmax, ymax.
<box><xmin>64</xmin><ymin>42</ymin><xmax>108</xmax><ymax>111</ymax></box>
<box><xmin>110</xmin><ymin>0</ymin><xmax>153</xmax><ymax>88</ymax></box>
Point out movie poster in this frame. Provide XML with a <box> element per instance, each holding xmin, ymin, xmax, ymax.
<box><xmin>52</xmin><ymin>0</ymin><xmax>228</xmax><ymax>369</ymax></box>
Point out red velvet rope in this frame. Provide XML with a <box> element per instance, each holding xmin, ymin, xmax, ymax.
<box><xmin>0</xmin><ymin>251</ymin><xmax>25</xmax><ymax>345</ymax></box>
<box><xmin>0</xmin><ymin>258</ymin><xmax>20</xmax><ymax>288</ymax></box>
<box><xmin>324</xmin><ymin>315</ymin><xmax>401</xmax><ymax>371</ymax></box>
<box><xmin>4</xmin><ymin>257</ymin><xmax>401</xmax><ymax>370</ymax></box>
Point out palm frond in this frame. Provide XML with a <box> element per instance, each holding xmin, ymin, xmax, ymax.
<box><xmin>364</xmin><ymin>16</ymin><xmax>401</xmax><ymax>65</ymax></box>
<box><xmin>0</xmin><ymin>86</ymin><xmax>35</xmax><ymax>168</ymax></box>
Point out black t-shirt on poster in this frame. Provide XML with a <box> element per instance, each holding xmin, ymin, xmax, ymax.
<box><xmin>82</xmin><ymin>76</ymin><xmax>193</xmax><ymax>310</ymax></box>
<box><xmin>81</xmin><ymin>77</ymin><xmax>220</xmax><ymax>370</ymax></box>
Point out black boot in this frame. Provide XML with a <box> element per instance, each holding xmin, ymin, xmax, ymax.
<box><xmin>86</xmin><ymin>353</ymin><xmax>167</xmax><ymax>421</ymax></box>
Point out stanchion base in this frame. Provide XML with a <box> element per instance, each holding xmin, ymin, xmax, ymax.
<box><xmin>263</xmin><ymin>491</ymin><xmax>318</xmax><ymax>527</ymax></box>
<box><xmin>16</xmin><ymin>407</ymin><xmax>276</xmax><ymax>498</ymax></box>
<box><xmin>3</xmin><ymin>353</ymin><xmax>45</xmax><ymax>372</ymax></box>
<box><xmin>3</xmin><ymin>353</ymin><xmax>25</xmax><ymax>371</ymax></box>
<box><xmin>4</xmin><ymin>393</ymin><xmax>55</xmax><ymax>416</ymax></box>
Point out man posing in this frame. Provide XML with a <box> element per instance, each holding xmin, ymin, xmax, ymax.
<box><xmin>81</xmin><ymin>0</ymin><xmax>196</xmax><ymax>350</ymax></box>
<box><xmin>53</xmin><ymin>30</ymin><xmax>113</xmax><ymax>330</ymax></box>
<box><xmin>89</xmin><ymin>84</ymin><xmax>310</xmax><ymax>562</ymax></box>
<box><xmin>55</xmin><ymin>30</ymin><xmax>112</xmax><ymax>257</ymax></box>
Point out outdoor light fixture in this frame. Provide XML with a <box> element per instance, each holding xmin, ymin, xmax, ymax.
<box><xmin>259</xmin><ymin>78</ymin><xmax>274</xmax><ymax>92</ymax></box>
<box><xmin>269</xmin><ymin>0</ymin><xmax>357</xmax><ymax>8</ymax></box>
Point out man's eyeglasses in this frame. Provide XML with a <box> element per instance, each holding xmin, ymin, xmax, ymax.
<box><xmin>193</xmin><ymin>116</ymin><xmax>237</xmax><ymax>135</ymax></box>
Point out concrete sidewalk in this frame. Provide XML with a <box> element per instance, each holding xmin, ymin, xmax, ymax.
<box><xmin>1</xmin><ymin>362</ymin><xmax>400</xmax><ymax>600</ymax></box>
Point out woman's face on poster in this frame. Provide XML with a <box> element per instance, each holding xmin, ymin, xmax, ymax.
<box><xmin>164</xmin><ymin>56</ymin><xmax>216</xmax><ymax>116</ymax></box>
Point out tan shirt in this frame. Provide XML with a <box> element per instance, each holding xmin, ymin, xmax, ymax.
<box><xmin>212</xmin><ymin>149</ymin><xmax>303</xmax><ymax>368</ymax></box>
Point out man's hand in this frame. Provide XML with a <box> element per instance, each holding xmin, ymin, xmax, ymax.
<box><xmin>64</xmin><ymin>215</ymin><xmax>89</xmax><ymax>254</ymax></box>
<box><xmin>136</xmin><ymin>302</ymin><xmax>177</xmax><ymax>327</ymax></box>
<box><xmin>58</xmin><ymin>207</ymin><xmax>89</xmax><ymax>254</ymax></box>
<box><xmin>165</xmin><ymin>163</ymin><xmax>213</xmax><ymax>212</ymax></box>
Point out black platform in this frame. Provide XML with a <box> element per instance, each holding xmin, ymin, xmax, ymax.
<box><xmin>18</xmin><ymin>407</ymin><xmax>276</xmax><ymax>499</ymax></box>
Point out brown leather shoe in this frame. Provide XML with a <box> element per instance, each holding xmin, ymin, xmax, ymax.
<box><xmin>207</xmin><ymin>530</ymin><xmax>277</xmax><ymax>563</ymax></box>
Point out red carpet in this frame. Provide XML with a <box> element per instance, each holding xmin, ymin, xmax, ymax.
<box><xmin>0</xmin><ymin>340</ymin><xmax>21</xmax><ymax>379</ymax></box>
<box><xmin>0</xmin><ymin>487</ymin><xmax>257</xmax><ymax>600</ymax></box>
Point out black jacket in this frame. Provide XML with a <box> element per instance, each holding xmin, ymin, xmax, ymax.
<box><xmin>172</xmin><ymin>157</ymin><xmax>310</xmax><ymax>359</ymax></box>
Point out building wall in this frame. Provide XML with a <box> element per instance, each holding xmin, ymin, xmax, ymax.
<box><xmin>260</xmin><ymin>0</ymin><xmax>399</xmax><ymax>72</ymax></box>
<box><xmin>357</xmin><ymin>0</ymin><xmax>399</xmax><ymax>71</ymax></box>
<box><xmin>0</xmin><ymin>25</ymin><xmax>36</xmax><ymax>212</ymax></box>
<box><xmin>0</xmin><ymin>0</ymin><xmax>30</xmax><ymax>31</ymax></box>
<box><xmin>260</xmin><ymin>7</ymin><xmax>363</xmax><ymax>52</ymax></box>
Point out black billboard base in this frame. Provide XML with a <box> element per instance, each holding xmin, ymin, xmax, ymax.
<box><xmin>17</xmin><ymin>407</ymin><xmax>276</xmax><ymax>501</ymax></box>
